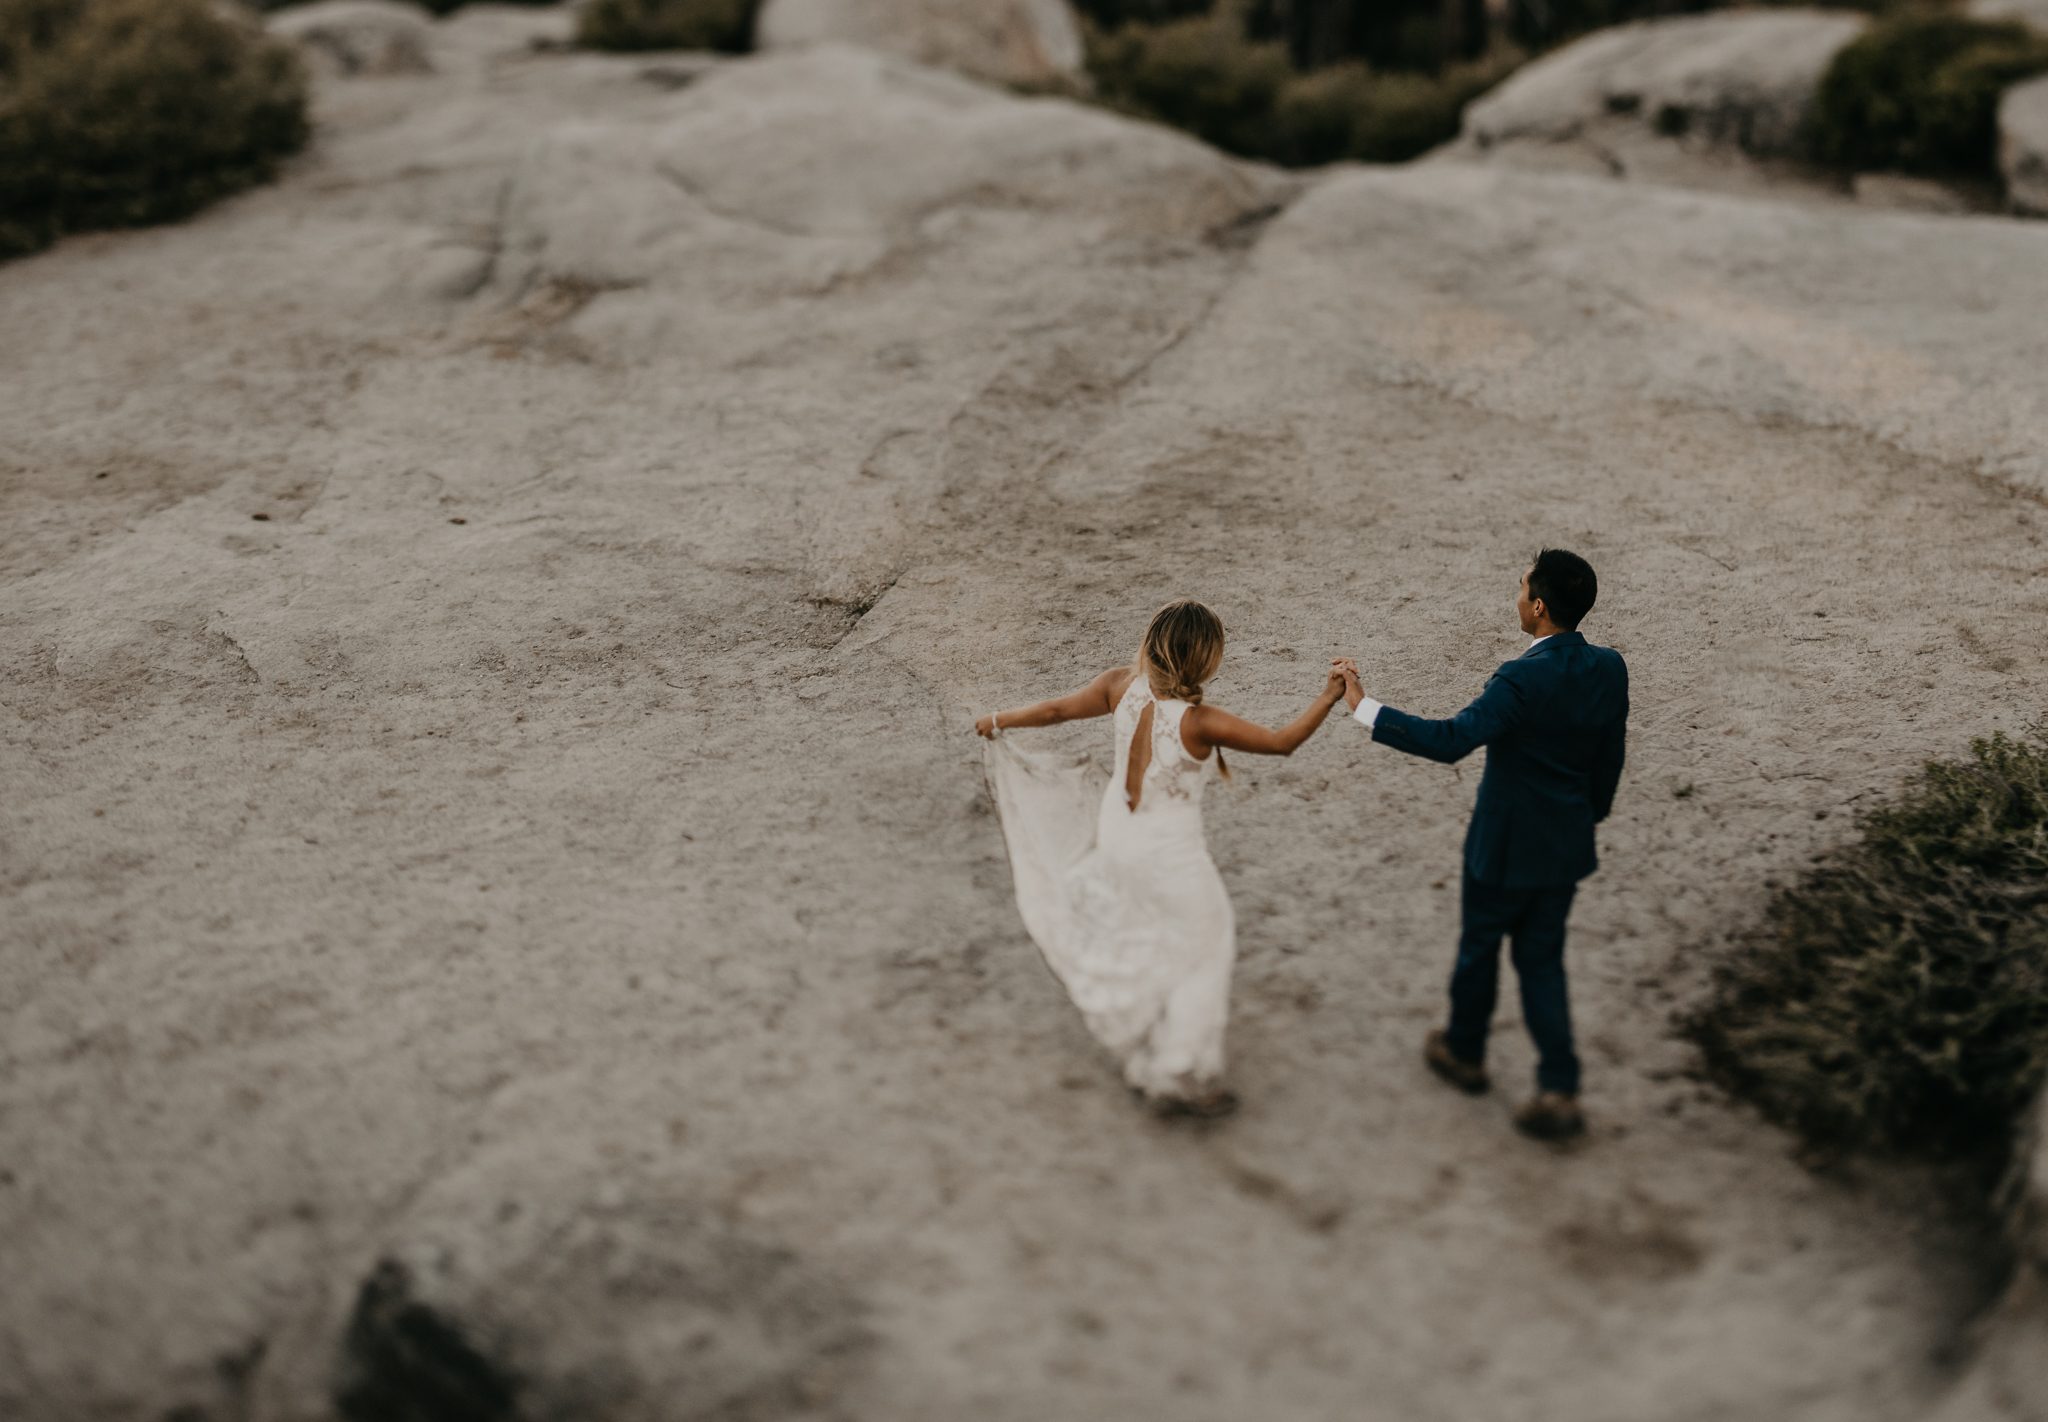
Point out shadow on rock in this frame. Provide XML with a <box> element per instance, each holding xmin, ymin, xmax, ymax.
<box><xmin>337</xmin><ymin>1260</ymin><xmax>519</xmax><ymax>1422</ymax></box>
<box><xmin>334</xmin><ymin>1200</ymin><xmax>869</xmax><ymax>1422</ymax></box>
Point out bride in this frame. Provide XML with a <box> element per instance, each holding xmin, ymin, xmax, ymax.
<box><xmin>975</xmin><ymin>600</ymin><xmax>1348</xmax><ymax>1117</ymax></box>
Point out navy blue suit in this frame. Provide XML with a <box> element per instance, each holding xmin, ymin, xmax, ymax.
<box><xmin>1372</xmin><ymin>631</ymin><xmax>1628</xmax><ymax>1094</ymax></box>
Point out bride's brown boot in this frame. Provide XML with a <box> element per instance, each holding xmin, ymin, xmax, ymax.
<box><xmin>1423</xmin><ymin>1029</ymin><xmax>1490</xmax><ymax>1095</ymax></box>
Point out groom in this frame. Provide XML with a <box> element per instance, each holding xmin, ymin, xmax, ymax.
<box><xmin>1338</xmin><ymin>549</ymin><xmax>1627</xmax><ymax>1141</ymax></box>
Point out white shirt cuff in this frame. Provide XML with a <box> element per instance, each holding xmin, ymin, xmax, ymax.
<box><xmin>1352</xmin><ymin>696</ymin><xmax>1383</xmax><ymax>730</ymax></box>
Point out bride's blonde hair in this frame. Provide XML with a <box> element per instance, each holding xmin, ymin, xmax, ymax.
<box><xmin>1136</xmin><ymin>598</ymin><xmax>1230</xmax><ymax>780</ymax></box>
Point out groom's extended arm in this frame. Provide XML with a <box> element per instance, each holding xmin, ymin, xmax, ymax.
<box><xmin>1364</xmin><ymin>672</ymin><xmax>1528</xmax><ymax>765</ymax></box>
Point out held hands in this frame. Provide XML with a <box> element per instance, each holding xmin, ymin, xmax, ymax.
<box><xmin>1331</xmin><ymin>657</ymin><xmax>1364</xmax><ymax>711</ymax></box>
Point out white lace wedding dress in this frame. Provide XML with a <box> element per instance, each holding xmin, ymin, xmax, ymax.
<box><xmin>983</xmin><ymin>678</ymin><xmax>1235</xmax><ymax>1100</ymax></box>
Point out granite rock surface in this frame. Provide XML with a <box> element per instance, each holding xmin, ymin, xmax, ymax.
<box><xmin>267</xmin><ymin>0</ymin><xmax>439</xmax><ymax>77</ymax></box>
<box><xmin>4</xmin><ymin>10</ymin><xmax>2048</xmax><ymax>1420</ymax></box>
<box><xmin>1461</xmin><ymin>9</ymin><xmax>1868</xmax><ymax>158</ymax></box>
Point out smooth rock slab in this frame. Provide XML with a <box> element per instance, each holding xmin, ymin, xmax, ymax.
<box><xmin>1852</xmin><ymin>172</ymin><xmax>1977</xmax><ymax>215</ymax></box>
<box><xmin>268</xmin><ymin>0</ymin><xmax>437</xmax><ymax>77</ymax></box>
<box><xmin>755</xmin><ymin>0</ymin><xmax>1083</xmax><ymax>86</ymax></box>
<box><xmin>2003</xmin><ymin>73</ymin><xmax>2048</xmax><ymax>216</ymax></box>
<box><xmin>491</xmin><ymin>44</ymin><xmax>1280</xmax><ymax>308</ymax></box>
<box><xmin>1463</xmin><ymin>8</ymin><xmax>1867</xmax><ymax>158</ymax></box>
<box><xmin>1970</xmin><ymin>0</ymin><xmax>2048</xmax><ymax>35</ymax></box>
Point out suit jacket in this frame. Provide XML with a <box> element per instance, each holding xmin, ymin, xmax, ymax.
<box><xmin>1372</xmin><ymin>630</ymin><xmax>1628</xmax><ymax>889</ymax></box>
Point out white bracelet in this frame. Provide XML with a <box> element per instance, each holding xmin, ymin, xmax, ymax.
<box><xmin>991</xmin><ymin>712</ymin><xmax>1000</xmax><ymax>732</ymax></box>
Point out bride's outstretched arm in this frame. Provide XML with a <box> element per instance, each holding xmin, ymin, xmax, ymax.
<box><xmin>974</xmin><ymin>667</ymin><xmax>1135</xmax><ymax>738</ymax></box>
<box><xmin>1182</xmin><ymin>666</ymin><xmax>1347</xmax><ymax>758</ymax></box>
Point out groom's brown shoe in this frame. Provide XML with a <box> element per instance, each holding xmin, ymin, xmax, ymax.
<box><xmin>1514</xmin><ymin>1092</ymin><xmax>1585</xmax><ymax>1141</ymax></box>
<box><xmin>1423</xmin><ymin>1029</ymin><xmax>1490</xmax><ymax>1095</ymax></box>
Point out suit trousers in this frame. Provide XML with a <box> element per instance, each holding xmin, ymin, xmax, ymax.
<box><xmin>1445</xmin><ymin>872</ymin><xmax>1581</xmax><ymax>1095</ymax></box>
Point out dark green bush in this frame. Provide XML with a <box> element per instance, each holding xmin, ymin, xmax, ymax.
<box><xmin>1270</xmin><ymin>50</ymin><xmax>1520</xmax><ymax>162</ymax></box>
<box><xmin>1073</xmin><ymin>0</ymin><xmax>1214</xmax><ymax>35</ymax></box>
<box><xmin>0</xmin><ymin>0</ymin><xmax>309</xmax><ymax>260</ymax></box>
<box><xmin>1246</xmin><ymin>0</ymin><xmax>1458</xmax><ymax>70</ymax></box>
<box><xmin>1686</xmin><ymin>729</ymin><xmax>2048</xmax><ymax>1159</ymax></box>
<box><xmin>1087</xmin><ymin>11</ymin><xmax>1518</xmax><ymax>164</ymax></box>
<box><xmin>1501</xmin><ymin>0</ymin><xmax>1712</xmax><ymax>53</ymax></box>
<box><xmin>576</xmin><ymin>0</ymin><xmax>760</xmax><ymax>52</ymax></box>
<box><xmin>1087</xmin><ymin>14</ymin><xmax>1294</xmax><ymax>155</ymax></box>
<box><xmin>1811</xmin><ymin>12</ymin><xmax>2048</xmax><ymax>176</ymax></box>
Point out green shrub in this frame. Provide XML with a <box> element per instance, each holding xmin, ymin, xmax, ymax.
<box><xmin>1811</xmin><ymin>12</ymin><xmax>2048</xmax><ymax>176</ymax></box>
<box><xmin>1270</xmin><ymin>50</ymin><xmax>1520</xmax><ymax>162</ymax></box>
<box><xmin>0</xmin><ymin>0</ymin><xmax>309</xmax><ymax>260</ymax></box>
<box><xmin>576</xmin><ymin>0</ymin><xmax>761</xmax><ymax>52</ymax></box>
<box><xmin>1087</xmin><ymin>12</ymin><xmax>1518</xmax><ymax>165</ymax></box>
<box><xmin>1685</xmin><ymin>729</ymin><xmax>2048</xmax><ymax>1159</ymax></box>
<box><xmin>1247</xmin><ymin>0</ymin><xmax>1484</xmax><ymax>71</ymax></box>
<box><xmin>1086</xmin><ymin>13</ymin><xmax>1293</xmax><ymax>155</ymax></box>
<box><xmin>1074</xmin><ymin>0</ymin><xmax>1214</xmax><ymax>34</ymax></box>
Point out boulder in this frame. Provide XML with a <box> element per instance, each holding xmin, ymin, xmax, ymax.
<box><xmin>489</xmin><ymin>45</ymin><xmax>1286</xmax><ymax>312</ymax></box>
<box><xmin>2004</xmin><ymin>73</ymin><xmax>2048</xmax><ymax>215</ymax></box>
<box><xmin>268</xmin><ymin>0</ymin><xmax>436</xmax><ymax>77</ymax></box>
<box><xmin>754</xmin><ymin>0</ymin><xmax>1083</xmax><ymax>87</ymax></box>
<box><xmin>1969</xmin><ymin>0</ymin><xmax>2048</xmax><ymax>35</ymax></box>
<box><xmin>1463</xmin><ymin>8</ymin><xmax>1867</xmax><ymax>158</ymax></box>
<box><xmin>334</xmin><ymin>1197</ymin><xmax>868</xmax><ymax>1422</ymax></box>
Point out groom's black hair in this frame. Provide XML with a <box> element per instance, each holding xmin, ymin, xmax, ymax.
<box><xmin>1529</xmin><ymin>548</ymin><xmax>1597</xmax><ymax>629</ymax></box>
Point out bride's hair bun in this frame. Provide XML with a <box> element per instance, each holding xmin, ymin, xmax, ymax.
<box><xmin>1137</xmin><ymin>599</ymin><xmax>1231</xmax><ymax>779</ymax></box>
<box><xmin>1137</xmin><ymin>598</ymin><xmax>1223</xmax><ymax>702</ymax></box>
